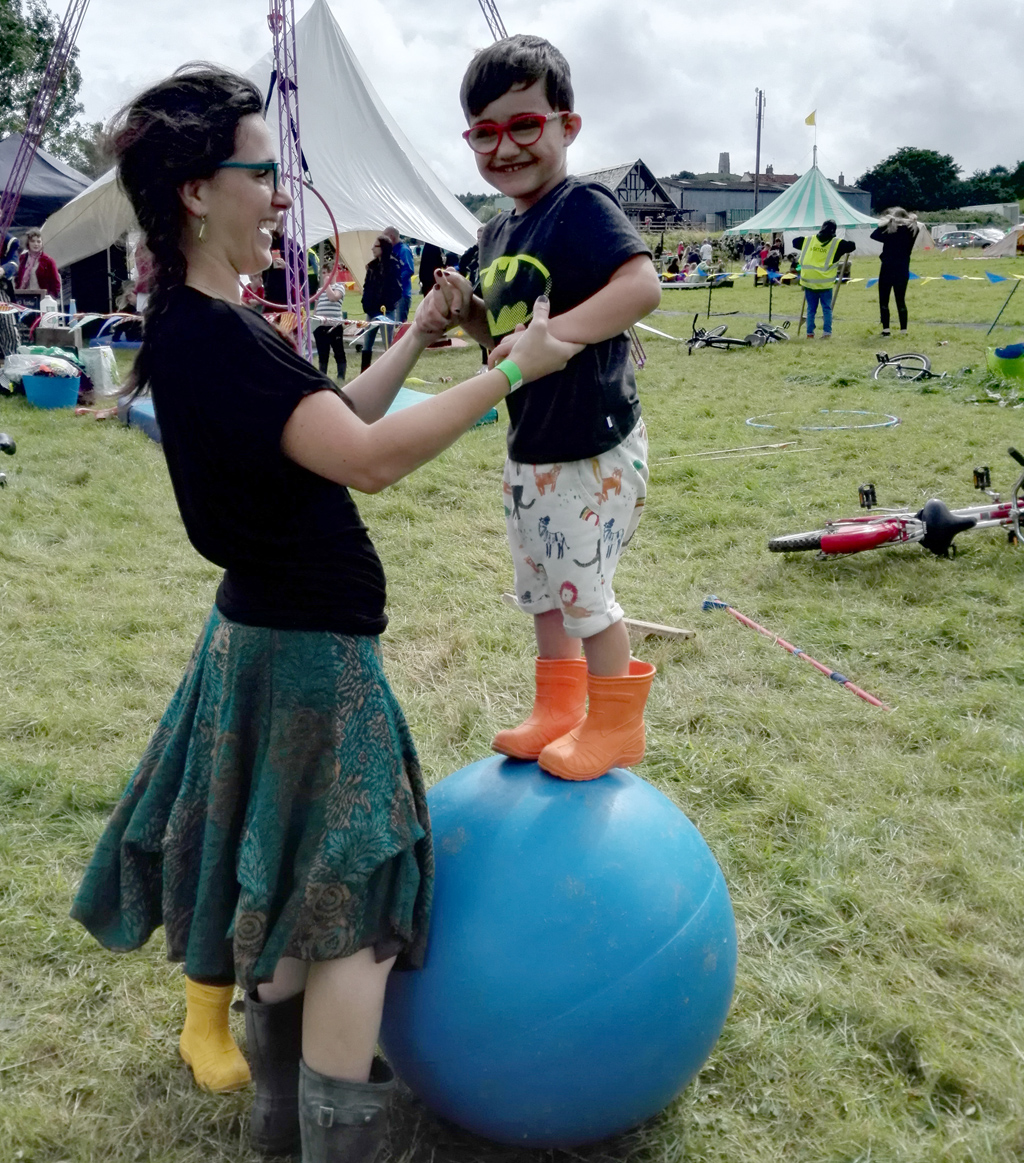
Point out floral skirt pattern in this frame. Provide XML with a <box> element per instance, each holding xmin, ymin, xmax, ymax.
<box><xmin>71</xmin><ymin>608</ymin><xmax>433</xmax><ymax>990</ymax></box>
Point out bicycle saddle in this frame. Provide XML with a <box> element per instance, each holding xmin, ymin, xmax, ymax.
<box><xmin>917</xmin><ymin>498</ymin><xmax>976</xmax><ymax>557</ymax></box>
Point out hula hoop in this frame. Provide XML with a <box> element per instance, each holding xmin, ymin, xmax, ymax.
<box><xmin>247</xmin><ymin>180</ymin><xmax>342</xmax><ymax>312</ymax></box>
<box><xmin>746</xmin><ymin>409</ymin><xmax>901</xmax><ymax>431</ymax></box>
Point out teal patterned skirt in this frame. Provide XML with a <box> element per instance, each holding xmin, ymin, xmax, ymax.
<box><xmin>71</xmin><ymin>608</ymin><xmax>433</xmax><ymax>990</ymax></box>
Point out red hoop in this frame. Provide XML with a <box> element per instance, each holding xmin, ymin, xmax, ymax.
<box><xmin>247</xmin><ymin>180</ymin><xmax>343</xmax><ymax>312</ymax></box>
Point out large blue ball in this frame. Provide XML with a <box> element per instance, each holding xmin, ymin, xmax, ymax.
<box><xmin>381</xmin><ymin>755</ymin><xmax>737</xmax><ymax>1147</ymax></box>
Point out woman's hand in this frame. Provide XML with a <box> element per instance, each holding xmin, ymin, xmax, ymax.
<box><xmin>411</xmin><ymin>287</ymin><xmax>456</xmax><ymax>340</ymax></box>
<box><xmin>497</xmin><ymin>296</ymin><xmax>582</xmax><ymax>385</ymax></box>
<box><xmin>436</xmin><ymin>268</ymin><xmax>473</xmax><ymax>323</ymax></box>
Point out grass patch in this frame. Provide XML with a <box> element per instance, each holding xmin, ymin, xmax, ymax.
<box><xmin>1</xmin><ymin>267</ymin><xmax>1024</xmax><ymax>1161</ymax></box>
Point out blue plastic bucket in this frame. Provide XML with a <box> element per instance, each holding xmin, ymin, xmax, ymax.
<box><xmin>23</xmin><ymin>374</ymin><xmax>80</xmax><ymax>409</ymax></box>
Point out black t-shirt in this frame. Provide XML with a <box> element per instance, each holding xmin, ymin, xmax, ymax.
<box><xmin>870</xmin><ymin>224</ymin><xmax>917</xmax><ymax>276</ymax></box>
<box><xmin>148</xmin><ymin>286</ymin><xmax>387</xmax><ymax>635</ymax></box>
<box><xmin>479</xmin><ymin>177</ymin><xmax>651</xmax><ymax>463</ymax></box>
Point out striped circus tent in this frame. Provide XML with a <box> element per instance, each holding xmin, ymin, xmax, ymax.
<box><xmin>724</xmin><ymin>165</ymin><xmax>877</xmax><ymax>235</ymax></box>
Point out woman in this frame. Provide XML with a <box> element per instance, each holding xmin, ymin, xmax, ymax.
<box><xmin>870</xmin><ymin>206</ymin><xmax>919</xmax><ymax>336</ymax></box>
<box><xmin>359</xmin><ymin>235</ymin><xmax>401</xmax><ymax>373</ymax></box>
<box><xmin>69</xmin><ymin>65</ymin><xmax>578</xmax><ymax>1163</ymax></box>
<box><xmin>313</xmin><ymin>274</ymin><xmax>347</xmax><ymax>379</ymax></box>
<box><xmin>15</xmin><ymin>226</ymin><xmax>61</xmax><ymax>305</ymax></box>
<box><xmin>0</xmin><ymin>231</ymin><xmax>19</xmax><ymax>357</ymax></box>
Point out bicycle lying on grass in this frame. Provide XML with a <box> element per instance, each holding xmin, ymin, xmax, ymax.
<box><xmin>768</xmin><ymin>446</ymin><xmax>1024</xmax><ymax>559</ymax></box>
<box><xmin>686</xmin><ymin>314</ymin><xmax>790</xmax><ymax>354</ymax></box>
<box><xmin>872</xmin><ymin>351</ymin><xmax>945</xmax><ymax>382</ymax></box>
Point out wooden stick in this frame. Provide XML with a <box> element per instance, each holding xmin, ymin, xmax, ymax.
<box><xmin>702</xmin><ymin>446</ymin><xmax>821</xmax><ymax>461</ymax></box>
<box><xmin>657</xmin><ymin>441</ymin><xmax>798</xmax><ymax>461</ymax></box>
<box><xmin>500</xmin><ymin>593</ymin><xmax>695</xmax><ymax>641</ymax></box>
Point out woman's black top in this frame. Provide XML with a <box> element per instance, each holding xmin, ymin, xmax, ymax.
<box><xmin>148</xmin><ymin>286</ymin><xmax>387</xmax><ymax>635</ymax></box>
<box><xmin>870</xmin><ymin>224</ymin><xmax>917</xmax><ymax>277</ymax></box>
<box><xmin>361</xmin><ymin>257</ymin><xmax>402</xmax><ymax>317</ymax></box>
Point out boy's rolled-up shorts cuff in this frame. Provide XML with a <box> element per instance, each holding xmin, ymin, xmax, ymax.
<box><xmin>514</xmin><ymin>590</ymin><xmax>625</xmax><ymax>639</ymax></box>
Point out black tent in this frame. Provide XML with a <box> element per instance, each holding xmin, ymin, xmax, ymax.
<box><xmin>0</xmin><ymin>133</ymin><xmax>90</xmax><ymax>228</ymax></box>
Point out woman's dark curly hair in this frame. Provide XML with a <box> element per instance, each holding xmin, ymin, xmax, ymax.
<box><xmin>109</xmin><ymin>64</ymin><xmax>264</xmax><ymax>394</ymax></box>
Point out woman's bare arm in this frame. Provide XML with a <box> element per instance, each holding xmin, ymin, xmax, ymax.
<box><xmin>281</xmin><ymin>298</ymin><xmax>580</xmax><ymax>494</ymax></box>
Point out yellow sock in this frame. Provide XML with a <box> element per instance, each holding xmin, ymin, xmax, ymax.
<box><xmin>179</xmin><ymin>978</ymin><xmax>251</xmax><ymax>1093</ymax></box>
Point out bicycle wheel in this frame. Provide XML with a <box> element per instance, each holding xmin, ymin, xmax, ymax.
<box><xmin>706</xmin><ymin>324</ymin><xmax>727</xmax><ymax>339</ymax></box>
<box><xmin>768</xmin><ymin>529</ymin><xmax>824</xmax><ymax>552</ymax></box>
<box><xmin>873</xmin><ymin>353</ymin><xmax>931</xmax><ymax>382</ymax></box>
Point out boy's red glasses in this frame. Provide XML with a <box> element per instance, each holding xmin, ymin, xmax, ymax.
<box><xmin>462</xmin><ymin>112</ymin><xmax>567</xmax><ymax>154</ymax></box>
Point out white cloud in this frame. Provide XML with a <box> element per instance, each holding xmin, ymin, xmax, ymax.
<box><xmin>72</xmin><ymin>0</ymin><xmax>1024</xmax><ymax>192</ymax></box>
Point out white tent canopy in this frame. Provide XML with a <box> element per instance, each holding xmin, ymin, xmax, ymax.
<box><xmin>981</xmin><ymin>225</ymin><xmax>1023</xmax><ymax>258</ymax></box>
<box><xmin>42</xmin><ymin>0</ymin><xmax>478</xmax><ymax>281</ymax></box>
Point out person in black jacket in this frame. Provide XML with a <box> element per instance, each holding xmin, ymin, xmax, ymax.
<box><xmin>359</xmin><ymin>235</ymin><xmax>402</xmax><ymax>372</ymax></box>
<box><xmin>870</xmin><ymin>207</ymin><xmax>919</xmax><ymax>336</ymax></box>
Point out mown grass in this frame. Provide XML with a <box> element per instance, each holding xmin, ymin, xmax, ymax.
<box><xmin>2</xmin><ymin>257</ymin><xmax>1023</xmax><ymax>1162</ymax></box>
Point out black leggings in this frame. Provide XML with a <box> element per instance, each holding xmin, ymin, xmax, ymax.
<box><xmin>878</xmin><ymin>270</ymin><xmax>908</xmax><ymax>331</ymax></box>
<box><xmin>314</xmin><ymin>324</ymin><xmax>348</xmax><ymax>378</ymax></box>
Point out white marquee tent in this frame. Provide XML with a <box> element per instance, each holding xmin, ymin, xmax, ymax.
<box><xmin>41</xmin><ymin>0</ymin><xmax>478</xmax><ymax>284</ymax></box>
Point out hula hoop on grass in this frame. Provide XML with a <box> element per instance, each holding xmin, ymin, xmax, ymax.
<box><xmin>246</xmin><ymin>181</ymin><xmax>342</xmax><ymax>312</ymax></box>
<box><xmin>746</xmin><ymin>409</ymin><xmax>901</xmax><ymax>431</ymax></box>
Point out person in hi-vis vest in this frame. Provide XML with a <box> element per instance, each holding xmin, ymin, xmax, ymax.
<box><xmin>791</xmin><ymin>219</ymin><xmax>855</xmax><ymax>338</ymax></box>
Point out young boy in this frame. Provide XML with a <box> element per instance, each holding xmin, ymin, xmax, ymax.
<box><xmin>441</xmin><ymin>35</ymin><xmax>662</xmax><ymax>782</ymax></box>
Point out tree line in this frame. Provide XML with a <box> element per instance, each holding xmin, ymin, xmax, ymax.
<box><xmin>857</xmin><ymin>148</ymin><xmax>1022</xmax><ymax>212</ymax></box>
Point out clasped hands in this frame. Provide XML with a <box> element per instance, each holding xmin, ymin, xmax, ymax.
<box><xmin>412</xmin><ymin>268</ymin><xmax>581</xmax><ymax>382</ymax></box>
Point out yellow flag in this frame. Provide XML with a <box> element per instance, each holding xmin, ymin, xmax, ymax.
<box><xmin>805</xmin><ymin>111</ymin><xmax>816</xmax><ymax>126</ymax></box>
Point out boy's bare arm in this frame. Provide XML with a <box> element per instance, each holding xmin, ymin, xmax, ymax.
<box><xmin>545</xmin><ymin>255</ymin><xmax>661</xmax><ymax>345</ymax></box>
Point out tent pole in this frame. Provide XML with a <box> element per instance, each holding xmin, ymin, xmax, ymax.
<box><xmin>707</xmin><ymin>278</ymin><xmax>713</xmax><ymax>319</ymax></box>
<box><xmin>830</xmin><ymin>253</ymin><xmax>852</xmax><ymax>312</ymax></box>
<box><xmin>768</xmin><ymin>276</ymin><xmax>773</xmax><ymax>322</ymax></box>
<box><xmin>987</xmin><ymin>279</ymin><xmax>1021</xmax><ymax>336</ymax></box>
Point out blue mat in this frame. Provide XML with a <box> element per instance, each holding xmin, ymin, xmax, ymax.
<box><xmin>123</xmin><ymin>397</ymin><xmax>162</xmax><ymax>443</ymax></box>
<box><xmin>123</xmin><ymin>383</ymin><xmax>497</xmax><ymax>449</ymax></box>
<box><xmin>386</xmin><ymin>385</ymin><xmax>498</xmax><ymax>426</ymax></box>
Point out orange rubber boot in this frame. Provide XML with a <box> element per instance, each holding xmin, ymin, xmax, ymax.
<box><xmin>492</xmin><ymin>657</ymin><xmax>588</xmax><ymax>760</ymax></box>
<box><xmin>538</xmin><ymin>659</ymin><xmax>656</xmax><ymax>781</ymax></box>
<box><xmin>179</xmin><ymin>978</ymin><xmax>251</xmax><ymax>1093</ymax></box>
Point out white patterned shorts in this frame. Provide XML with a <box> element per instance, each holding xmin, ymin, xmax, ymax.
<box><xmin>503</xmin><ymin>419</ymin><xmax>648</xmax><ymax>639</ymax></box>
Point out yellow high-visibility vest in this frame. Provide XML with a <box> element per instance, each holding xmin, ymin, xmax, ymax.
<box><xmin>798</xmin><ymin>234</ymin><xmax>842</xmax><ymax>291</ymax></box>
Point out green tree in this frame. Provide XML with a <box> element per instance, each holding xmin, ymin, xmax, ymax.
<box><xmin>0</xmin><ymin>0</ymin><xmax>88</xmax><ymax>168</ymax></box>
<box><xmin>958</xmin><ymin>164</ymin><xmax>1016</xmax><ymax>205</ymax></box>
<box><xmin>858</xmin><ymin>147</ymin><xmax>961</xmax><ymax>211</ymax></box>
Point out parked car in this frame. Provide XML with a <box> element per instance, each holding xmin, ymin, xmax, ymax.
<box><xmin>939</xmin><ymin>230</ymin><xmax>1000</xmax><ymax>249</ymax></box>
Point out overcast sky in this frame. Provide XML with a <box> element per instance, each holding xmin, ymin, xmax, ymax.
<box><xmin>72</xmin><ymin>0</ymin><xmax>1020</xmax><ymax>192</ymax></box>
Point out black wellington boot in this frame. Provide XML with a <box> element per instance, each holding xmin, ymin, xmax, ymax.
<box><xmin>244</xmin><ymin>990</ymin><xmax>304</xmax><ymax>1156</ymax></box>
<box><xmin>298</xmin><ymin>1057</ymin><xmax>395</xmax><ymax>1163</ymax></box>
<box><xmin>360</xmin><ymin>349</ymin><xmax>373</xmax><ymax>374</ymax></box>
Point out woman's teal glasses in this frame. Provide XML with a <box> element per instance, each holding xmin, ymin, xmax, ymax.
<box><xmin>217</xmin><ymin>161</ymin><xmax>280</xmax><ymax>191</ymax></box>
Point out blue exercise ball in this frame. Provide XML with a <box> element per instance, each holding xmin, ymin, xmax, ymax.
<box><xmin>380</xmin><ymin>755</ymin><xmax>737</xmax><ymax>1147</ymax></box>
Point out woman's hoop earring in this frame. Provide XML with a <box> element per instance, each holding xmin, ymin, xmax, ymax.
<box><xmin>198</xmin><ymin>216</ymin><xmax>207</xmax><ymax>243</ymax></box>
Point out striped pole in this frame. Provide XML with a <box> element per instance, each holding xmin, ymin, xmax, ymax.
<box><xmin>702</xmin><ymin>596</ymin><xmax>890</xmax><ymax>710</ymax></box>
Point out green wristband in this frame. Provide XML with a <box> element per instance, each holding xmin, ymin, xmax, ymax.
<box><xmin>496</xmin><ymin>358</ymin><xmax>524</xmax><ymax>393</ymax></box>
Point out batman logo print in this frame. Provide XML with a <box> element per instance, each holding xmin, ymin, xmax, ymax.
<box><xmin>480</xmin><ymin>253</ymin><xmax>553</xmax><ymax>338</ymax></box>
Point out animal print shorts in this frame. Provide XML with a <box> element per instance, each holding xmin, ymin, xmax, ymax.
<box><xmin>503</xmin><ymin>420</ymin><xmax>648</xmax><ymax>639</ymax></box>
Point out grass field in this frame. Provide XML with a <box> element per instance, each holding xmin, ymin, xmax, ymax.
<box><xmin>2</xmin><ymin>250</ymin><xmax>1024</xmax><ymax>1162</ymax></box>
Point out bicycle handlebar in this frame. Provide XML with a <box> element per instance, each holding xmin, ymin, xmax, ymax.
<box><xmin>1009</xmin><ymin>446</ymin><xmax>1024</xmax><ymax>467</ymax></box>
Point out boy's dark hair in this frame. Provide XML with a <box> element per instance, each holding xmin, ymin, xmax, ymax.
<box><xmin>460</xmin><ymin>35</ymin><xmax>574</xmax><ymax>118</ymax></box>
